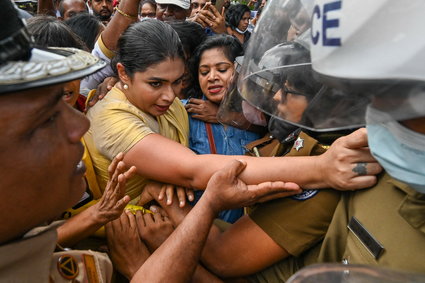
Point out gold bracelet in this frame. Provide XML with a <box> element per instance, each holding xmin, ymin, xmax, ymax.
<box><xmin>114</xmin><ymin>6</ymin><xmax>138</xmax><ymax>19</ymax></box>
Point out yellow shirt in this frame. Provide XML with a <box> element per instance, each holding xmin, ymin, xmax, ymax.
<box><xmin>84</xmin><ymin>87</ymin><xmax>189</xmax><ymax>201</ymax></box>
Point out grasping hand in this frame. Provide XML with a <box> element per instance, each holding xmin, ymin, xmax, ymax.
<box><xmin>185</xmin><ymin>98</ymin><xmax>219</xmax><ymax>124</ymax></box>
<box><xmin>158</xmin><ymin>184</ymin><xmax>195</xmax><ymax>207</ymax></box>
<box><xmin>138</xmin><ymin>181</ymin><xmax>194</xmax><ymax>208</ymax></box>
<box><xmin>203</xmin><ymin>159</ymin><xmax>302</xmax><ymax>213</ymax></box>
<box><xmin>106</xmin><ymin>211</ymin><xmax>150</xmax><ymax>280</ymax></box>
<box><xmin>318</xmin><ymin>128</ymin><xmax>383</xmax><ymax>190</ymax></box>
<box><xmin>136</xmin><ymin>208</ymin><xmax>174</xmax><ymax>252</ymax></box>
<box><xmin>86</xmin><ymin>76</ymin><xmax>118</xmax><ymax>111</ymax></box>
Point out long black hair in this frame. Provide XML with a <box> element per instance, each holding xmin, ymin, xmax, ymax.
<box><xmin>65</xmin><ymin>13</ymin><xmax>103</xmax><ymax>51</ymax></box>
<box><xmin>189</xmin><ymin>34</ymin><xmax>243</xmax><ymax>98</ymax></box>
<box><xmin>225</xmin><ymin>4</ymin><xmax>250</xmax><ymax>30</ymax></box>
<box><xmin>112</xmin><ymin>19</ymin><xmax>185</xmax><ymax>78</ymax></box>
<box><xmin>27</xmin><ymin>15</ymin><xmax>87</xmax><ymax>50</ymax></box>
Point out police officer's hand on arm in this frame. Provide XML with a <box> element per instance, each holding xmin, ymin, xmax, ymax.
<box><xmin>137</xmin><ymin>165</ymin><xmax>302</xmax><ymax>227</ymax></box>
<box><xmin>202</xmin><ymin>160</ymin><xmax>302</xmax><ymax>210</ymax></box>
<box><xmin>130</xmin><ymin>160</ymin><xmax>300</xmax><ymax>282</ymax></box>
<box><xmin>317</xmin><ymin>128</ymin><xmax>383</xmax><ymax>190</ymax></box>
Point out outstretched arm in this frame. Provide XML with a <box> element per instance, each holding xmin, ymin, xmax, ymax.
<box><xmin>124</xmin><ymin>128</ymin><xmax>382</xmax><ymax>192</ymax></box>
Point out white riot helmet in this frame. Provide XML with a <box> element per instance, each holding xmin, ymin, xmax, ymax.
<box><xmin>237</xmin><ymin>0</ymin><xmax>368</xmax><ymax>132</ymax></box>
<box><xmin>310</xmin><ymin>0</ymin><xmax>425</xmax><ymax>124</ymax></box>
<box><xmin>310</xmin><ymin>0</ymin><xmax>425</xmax><ymax>193</ymax></box>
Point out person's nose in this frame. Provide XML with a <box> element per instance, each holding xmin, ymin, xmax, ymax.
<box><xmin>162</xmin><ymin>85</ymin><xmax>176</xmax><ymax>103</ymax></box>
<box><xmin>273</xmin><ymin>89</ymin><xmax>282</xmax><ymax>103</ymax></box>
<box><xmin>64</xmin><ymin>103</ymin><xmax>90</xmax><ymax>143</ymax></box>
<box><xmin>208</xmin><ymin>69</ymin><xmax>218</xmax><ymax>82</ymax></box>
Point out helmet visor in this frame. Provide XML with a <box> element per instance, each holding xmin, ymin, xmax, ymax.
<box><xmin>237</xmin><ymin>0</ymin><xmax>369</xmax><ymax>132</ymax></box>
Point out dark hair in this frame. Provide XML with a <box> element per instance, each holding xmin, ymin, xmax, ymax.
<box><xmin>112</xmin><ymin>19</ymin><xmax>185</xmax><ymax>78</ymax></box>
<box><xmin>140</xmin><ymin>0</ymin><xmax>156</xmax><ymax>11</ymax></box>
<box><xmin>169</xmin><ymin>21</ymin><xmax>206</xmax><ymax>59</ymax></box>
<box><xmin>27</xmin><ymin>15</ymin><xmax>87</xmax><ymax>50</ymax></box>
<box><xmin>58</xmin><ymin>0</ymin><xmax>87</xmax><ymax>17</ymax></box>
<box><xmin>190</xmin><ymin>34</ymin><xmax>243</xmax><ymax>98</ymax></box>
<box><xmin>65</xmin><ymin>13</ymin><xmax>102</xmax><ymax>51</ymax></box>
<box><xmin>225</xmin><ymin>4</ymin><xmax>250</xmax><ymax>29</ymax></box>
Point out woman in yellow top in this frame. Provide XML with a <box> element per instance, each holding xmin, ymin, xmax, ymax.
<box><xmin>84</xmin><ymin>19</ymin><xmax>382</xmax><ymax>202</ymax></box>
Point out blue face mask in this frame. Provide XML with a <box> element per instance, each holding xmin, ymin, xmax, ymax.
<box><xmin>366</xmin><ymin>106</ymin><xmax>425</xmax><ymax>194</ymax></box>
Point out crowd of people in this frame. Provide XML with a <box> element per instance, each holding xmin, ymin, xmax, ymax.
<box><xmin>1</xmin><ymin>0</ymin><xmax>424</xmax><ymax>281</ymax></box>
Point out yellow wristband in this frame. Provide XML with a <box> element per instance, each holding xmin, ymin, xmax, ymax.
<box><xmin>114</xmin><ymin>7</ymin><xmax>138</xmax><ymax>19</ymax></box>
<box><xmin>125</xmin><ymin>204</ymin><xmax>153</xmax><ymax>215</ymax></box>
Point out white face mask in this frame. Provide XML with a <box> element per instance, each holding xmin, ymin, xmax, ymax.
<box><xmin>235</xmin><ymin>27</ymin><xmax>247</xmax><ymax>34</ymax></box>
<box><xmin>366</xmin><ymin>106</ymin><xmax>425</xmax><ymax>193</ymax></box>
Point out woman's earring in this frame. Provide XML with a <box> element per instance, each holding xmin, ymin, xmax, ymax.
<box><xmin>123</xmin><ymin>84</ymin><xmax>129</xmax><ymax>90</ymax></box>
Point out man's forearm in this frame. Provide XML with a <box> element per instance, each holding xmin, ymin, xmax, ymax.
<box><xmin>57</xmin><ymin>204</ymin><xmax>104</xmax><ymax>247</ymax></box>
<box><xmin>131</xmin><ymin>195</ymin><xmax>218</xmax><ymax>282</ymax></box>
<box><xmin>102</xmin><ymin>0</ymin><xmax>140</xmax><ymax>51</ymax></box>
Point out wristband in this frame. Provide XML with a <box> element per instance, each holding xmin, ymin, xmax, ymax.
<box><xmin>114</xmin><ymin>7</ymin><xmax>138</xmax><ymax>19</ymax></box>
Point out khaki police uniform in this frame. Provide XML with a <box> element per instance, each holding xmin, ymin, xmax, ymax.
<box><xmin>317</xmin><ymin>173</ymin><xmax>425</xmax><ymax>272</ymax></box>
<box><xmin>244</xmin><ymin>131</ymin><xmax>341</xmax><ymax>282</ymax></box>
<box><xmin>0</xmin><ymin>222</ymin><xmax>113</xmax><ymax>282</ymax></box>
<box><xmin>249</xmin><ymin>173</ymin><xmax>425</xmax><ymax>282</ymax></box>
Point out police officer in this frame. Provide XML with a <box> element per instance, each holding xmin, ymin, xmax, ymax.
<box><xmin>0</xmin><ymin>1</ymin><xmax>298</xmax><ymax>280</ymax></box>
<box><xmin>244</xmin><ymin>0</ymin><xmax>425</xmax><ymax>280</ymax></box>
<box><xmin>0</xmin><ymin>0</ymin><xmax>109</xmax><ymax>280</ymax></box>
<box><xmin>308</xmin><ymin>0</ymin><xmax>425</xmax><ymax>274</ymax></box>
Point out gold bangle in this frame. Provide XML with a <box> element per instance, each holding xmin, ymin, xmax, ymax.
<box><xmin>114</xmin><ymin>7</ymin><xmax>138</xmax><ymax>19</ymax></box>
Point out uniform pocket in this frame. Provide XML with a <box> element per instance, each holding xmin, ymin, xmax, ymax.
<box><xmin>344</xmin><ymin>216</ymin><xmax>383</xmax><ymax>265</ymax></box>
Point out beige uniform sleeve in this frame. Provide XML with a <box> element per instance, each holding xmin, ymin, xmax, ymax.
<box><xmin>248</xmin><ymin>132</ymin><xmax>341</xmax><ymax>256</ymax></box>
<box><xmin>249</xmin><ymin>190</ymin><xmax>340</xmax><ymax>256</ymax></box>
